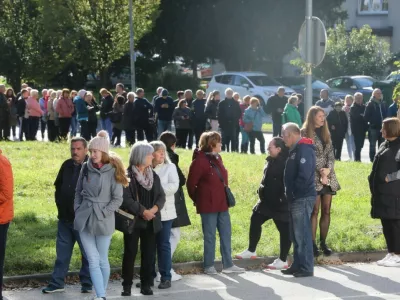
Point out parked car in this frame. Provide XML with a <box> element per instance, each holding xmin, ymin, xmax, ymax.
<box><xmin>275</xmin><ymin>76</ymin><xmax>331</xmax><ymax>103</ymax></box>
<box><xmin>326</xmin><ymin>75</ymin><xmax>376</xmax><ymax>102</ymax></box>
<box><xmin>385</xmin><ymin>70</ymin><xmax>400</xmax><ymax>83</ymax></box>
<box><xmin>206</xmin><ymin>72</ymin><xmax>295</xmax><ymax>106</ymax></box>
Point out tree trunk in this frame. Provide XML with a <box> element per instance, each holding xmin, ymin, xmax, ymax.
<box><xmin>99</xmin><ymin>67</ymin><xmax>111</xmax><ymax>89</ymax></box>
<box><xmin>8</xmin><ymin>71</ymin><xmax>21</xmax><ymax>93</ymax></box>
<box><xmin>191</xmin><ymin>61</ymin><xmax>198</xmax><ymax>80</ymax></box>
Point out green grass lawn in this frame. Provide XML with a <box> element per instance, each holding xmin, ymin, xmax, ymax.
<box><xmin>262</xmin><ymin>123</ymin><xmax>273</xmax><ymax>132</ymax></box>
<box><xmin>0</xmin><ymin>141</ymin><xmax>383</xmax><ymax>276</ymax></box>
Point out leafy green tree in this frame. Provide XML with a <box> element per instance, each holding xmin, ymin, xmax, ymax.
<box><xmin>291</xmin><ymin>24</ymin><xmax>393</xmax><ymax>79</ymax></box>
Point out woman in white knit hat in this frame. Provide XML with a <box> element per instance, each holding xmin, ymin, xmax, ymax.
<box><xmin>74</xmin><ymin>130</ymin><xmax>128</xmax><ymax>300</ymax></box>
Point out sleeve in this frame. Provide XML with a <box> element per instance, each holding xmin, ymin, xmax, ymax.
<box><xmin>74</xmin><ymin>168</ymin><xmax>84</xmax><ymax>211</ymax></box>
<box><xmin>243</xmin><ymin>110</ymin><xmax>250</xmax><ymax>123</ymax></box>
<box><xmin>39</xmin><ymin>99</ymin><xmax>45</xmax><ymax>113</ymax></box>
<box><xmin>265</xmin><ymin>96</ymin><xmax>273</xmax><ymax>114</ymax></box>
<box><xmin>54</xmin><ymin>164</ymin><xmax>64</xmax><ymax>202</ymax></box>
<box><xmin>154</xmin><ymin>175</ymin><xmax>166</xmax><ymax>210</ymax></box>
<box><xmin>386</xmin><ymin>150</ymin><xmax>400</xmax><ymax>182</ymax></box>
<box><xmin>326</xmin><ymin>142</ymin><xmax>336</xmax><ymax>171</ymax></box>
<box><xmin>55</xmin><ymin>100</ymin><xmax>62</xmax><ymax>114</ymax></box>
<box><xmin>205</xmin><ymin>101</ymin><xmax>212</xmax><ymax>118</ymax></box>
<box><xmin>103</xmin><ymin>177</ymin><xmax>123</xmax><ymax>217</ymax></box>
<box><xmin>186</xmin><ymin>159</ymin><xmax>206</xmax><ymax>201</ymax></box>
<box><xmin>217</xmin><ymin>101</ymin><xmax>223</xmax><ymax>124</ymax></box>
<box><xmin>172</xmin><ymin>109</ymin><xmax>180</xmax><ymax>120</ymax></box>
<box><xmin>154</xmin><ymin>98</ymin><xmax>159</xmax><ymax>114</ymax></box>
<box><xmin>294</xmin><ymin>146</ymin><xmax>316</xmax><ymax>193</ymax></box>
<box><xmin>343</xmin><ymin>112</ymin><xmax>349</xmax><ymax>132</ymax></box>
<box><xmin>364</xmin><ymin>103</ymin><xmax>372</xmax><ymax>123</ymax></box>
<box><xmin>176</xmin><ymin>165</ymin><xmax>186</xmax><ymax>187</ymax></box>
<box><xmin>0</xmin><ymin>159</ymin><xmax>13</xmax><ymax>206</ymax></box>
<box><xmin>161</xmin><ymin>164</ymin><xmax>179</xmax><ymax>196</ymax></box>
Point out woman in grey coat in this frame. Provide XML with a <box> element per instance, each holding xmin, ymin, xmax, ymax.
<box><xmin>74</xmin><ymin>130</ymin><xmax>128</xmax><ymax>300</ymax></box>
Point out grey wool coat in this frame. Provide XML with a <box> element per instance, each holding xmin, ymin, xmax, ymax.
<box><xmin>74</xmin><ymin>161</ymin><xmax>123</xmax><ymax>236</ymax></box>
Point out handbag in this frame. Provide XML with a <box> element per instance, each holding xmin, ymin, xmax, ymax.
<box><xmin>209</xmin><ymin>161</ymin><xmax>236</xmax><ymax>208</ymax></box>
<box><xmin>115</xmin><ymin>179</ymin><xmax>147</xmax><ymax>234</ymax></box>
<box><xmin>244</xmin><ymin>122</ymin><xmax>253</xmax><ymax>132</ymax></box>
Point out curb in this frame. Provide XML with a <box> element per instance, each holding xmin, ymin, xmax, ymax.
<box><xmin>3</xmin><ymin>250</ymin><xmax>386</xmax><ymax>283</ymax></box>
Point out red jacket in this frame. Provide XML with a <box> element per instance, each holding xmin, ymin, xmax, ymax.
<box><xmin>187</xmin><ymin>150</ymin><xmax>229</xmax><ymax>214</ymax></box>
<box><xmin>0</xmin><ymin>150</ymin><xmax>14</xmax><ymax>224</ymax></box>
<box><xmin>239</xmin><ymin>103</ymin><xmax>249</xmax><ymax>127</ymax></box>
<box><xmin>56</xmin><ymin>97</ymin><xmax>74</xmax><ymax>118</ymax></box>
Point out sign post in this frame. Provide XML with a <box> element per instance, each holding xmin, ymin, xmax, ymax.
<box><xmin>305</xmin><ymin>0</ymin><xmax>313</xmax><ymax>113</ymax></box>
<box><xmin>129</xmin><ymin>0</ymin><xmax>136</xmax><ymax>91</ymax></box>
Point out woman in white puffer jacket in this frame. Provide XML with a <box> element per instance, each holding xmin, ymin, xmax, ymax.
<box><xmin>150</xmin><ymin>141</ymin><xmax>179</xmax><ymax>290</ymax></box>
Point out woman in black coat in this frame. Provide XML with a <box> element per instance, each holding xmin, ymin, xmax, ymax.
<box><xmin>159</xmin><ymin>132</ymin><xmax>191</xmax><ymax>281</ymax></box>
<box><xmin>327</xmin><ymin>102</ymin><xmax>348</xmax><ymax>161</ymax></box>
<box><xmin>236</xmin><ymin>137</ymin><xmax>291</xmax><ymax>270</ymax></box>
<box><xmin>350</xmin><ymin>93</ymin><xmax>368</xmax><ymax>162</ymax></box>
<box><xmin>369</xmin><ymin>117</ymin><xmax>400</xmax><ymax>267</ymax></box>
<box><xmin>120</xmin><ymin>142</ymin><xmax>166</xmax><ymax>296</ymax></box>
<box><xmin>86</xmin><ymin>92</ymin><xmax>100</xmax><ymax>139</ymax></box>
<box><xmin>123</xmin><ymin>92</ymin><xmax>136</xmax><ymax>146</ymax></box>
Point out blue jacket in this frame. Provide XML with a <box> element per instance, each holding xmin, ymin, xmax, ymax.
<box><xmin>73</xmin><ymin>96</ymin><xmax>88</xmax><ymax>121</ymax></box>
<box><xmin>154</xmin><ymin>96</ymin><xmax>174</xmax><ymax>121</ymax></box>
<box><xmin>284</xmin><ymin>137</ymin><xmax>317</xmax><ymax>201</ymax></box>
<box><xmin>388</xmin><ymin>102</ymin><xmax>398</xmax><ymax>118</ymax></box>
<box><xmin>243</xmin><ymin>106</ymin><xmax>267</xmax><ymax>132</ymax></box>
<box><xmin>191</xmin><ymin>98</ymin><xmax>207</xmax><ymax>128</ymax></box>
<box><xmin>364</xmin><ymin>97</ymin><xmax>387</xmax><ymax>129</ymax></box>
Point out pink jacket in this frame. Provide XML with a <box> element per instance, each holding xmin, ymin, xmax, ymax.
<box><xmin>56</xmin><ymin>97</ymin><xmax>74</xmax><ymax>118</ymax></box>
<box><xmin>26</xmin><ymin>97</ymin><xmax>43</xmax><ymax>117</ymax></box>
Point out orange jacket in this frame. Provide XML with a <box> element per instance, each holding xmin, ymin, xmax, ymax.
<box><xmin>0</xmin><ymin>150</ymin><xmax>14</xmax><ymax>224</ymax></box>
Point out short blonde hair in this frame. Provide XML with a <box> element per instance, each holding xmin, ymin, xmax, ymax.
<box><xmin>250</xmin><ymin>97</ymin><xmax>260</xmax><ymax>106</ymax></box>
<box><xmin>288</xmin><ymin>96</ymin><xmax>298</xmax><ymax>105</ymax></box>
<box><xmin>199</xmin><ymin>131</ymin><xmax>222</xmax><ymax>152</ymax></box>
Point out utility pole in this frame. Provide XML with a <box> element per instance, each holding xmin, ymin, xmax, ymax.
<box><xmin>129</xmin><ymin>0</ymin><xmax>136</xmax><ymax>91</ymax></box>
<box><xmin>304</xmin><ymin>0</ymin><xmax>313</xmax><ymax>112</ymax></box>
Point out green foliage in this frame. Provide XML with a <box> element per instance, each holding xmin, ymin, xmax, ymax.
<box><xmin>291</xmin><ymin>24</ymin><xmax>393</xmax><ymax>79</ymax></box>
<box><xmin>393</xmin><ymin>82</ymin><xmax>400</xmax><ymax>102</ymax></box>
<box><xmin>0</xmin><ymin>141</ymin><xmax>385</xmax><ymax>275</ymax></box>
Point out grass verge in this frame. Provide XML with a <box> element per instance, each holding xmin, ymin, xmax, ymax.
<box><xmin>0</xmin><ymin>141</ymin><xmax>382</xmax><ymax>275</ymax></box>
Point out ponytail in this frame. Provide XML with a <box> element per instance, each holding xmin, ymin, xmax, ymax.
<box><xmin>103</xmin><ymin>152</ymin><xmax>129</xmax><ymax>187</ymax></box>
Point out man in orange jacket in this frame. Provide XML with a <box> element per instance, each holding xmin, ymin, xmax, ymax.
<box><xmin>0</xmin><ymin>149</ymin><xmax>14</xmax><ymax>300</ymax></box>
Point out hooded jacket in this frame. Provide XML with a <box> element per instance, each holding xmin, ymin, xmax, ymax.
<box><xmin>0</xmin><ymin>150</ymin><xmax>14</xmax><ymax>224</ymax></box>
<box><xmin>217</xmin><ymin>98</ymin><xmax>242</xmax><ymax>129</ymax></box>
<box><xmin>74</xmin><ymin>96</ymin><xmax>88</xmax><ymax>121</ymax></box>
<box><xmin>282</xmin><ymin>103</ymin><xmax>302</xmax><ymax>127</ymax></box>
<box><xmin>191</xmin><ymin>98</ymin><xmax>207</xmax><ymax>128</ymax></box>
<box><xmin>284</xmin><ymin>138</ymin><xmax>317</xmax><ymax>201</ymax></box>
<box><xmin>265</xmin><ymin>94</ymin><xmax>287</xmax><ymax>123</ymax></box>
<box><xmin>243</xmin><ymin>106</ymin><xmax>268</xmax><ymax>132</ymax></box>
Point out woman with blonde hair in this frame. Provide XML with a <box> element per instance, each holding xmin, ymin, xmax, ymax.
<box><xmin>243</xmin><ymin>97</ymin><xmax>267</xmax><ymax>154</ymax></box>
<box><xmin>205</xmin><ymin>90</ymin><xmax>220</xmax><ymax>131</ymax></box>
<box><xmin>74</xmin><ymin>130</ymin><xmax>128</xmax><ymax>300</ymax></box>
<box><xmin>301</xmin><ymin>106</ymin><xmax>341</xmax><ymax>257</ymax></box>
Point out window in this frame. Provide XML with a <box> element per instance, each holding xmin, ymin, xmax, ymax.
<box><xmin>233</xmin><ymin>75</ymin><xmax>252</xmax><ymax>87</ymax></box>
<box><xmin>247</xmin><ymin>75</ymin><xmax>281</xmax><ymax>87</ymax></box>
<box><xmin>353</xmin><ymin>77</ymin><xmax>375</xmax><ymax>88</ymax></box>
<box><xmin>214</xmin><ymin>75</ymin><xmax>223</xmax><ymax>83</ymax></box>
<box><xmin>359</xmin><ymin>0</ymin><xmax>388</xmax><ymax>14</ymax></box>
<box><xmin>328</xmin><ymin>78</ymin><xmax>343</xmax><ymax>89</ymax></box>
<box><xmin>220</xmin><ymin>75</ymin><xmax>233</xmax><ymax>85</ymax></box>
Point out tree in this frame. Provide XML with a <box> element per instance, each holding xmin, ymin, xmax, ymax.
<box><xmin>291</xmin><ymin>24</ymin><xmax>393</xmax><ymax>79</ymax></box>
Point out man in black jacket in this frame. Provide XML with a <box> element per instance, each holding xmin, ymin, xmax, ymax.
<box><xmin>16</xmin><ymin>89</ymin><xmax>29</xmax><ymax>142</ymax></box>
<box><xmin>217</xmin><ymin>88</ymin><xmax>242</xmax><ymax>152</ymax></box>
<box><xmin>134</xmin><ymin>88</ymin><xmax>155</xmax><ymax>142</ymax></box>
<box><xmin>350</xmin><ymin>93</ymin><xmax>368</xmax><ymax>162</ymax></box>
<box><xmin>42</xmin><ymin>137</ymin><xmax>92</xmax><ymax>294</ymax></box>
<box><xmin>184</xmin><ymin>90</ymin><xmax>195</xmax><ymax>149</ymax></box>
<box><xmin>327</xmin><ymin>102</ymin><xmax>348</xmax><ymax>161</ymax></box>
<box><xmin>0</xmin><ymin>85</ymin><xmax>10</xmax><ymax>141</ymax></box>
<box><xmin>265</xmin><ymin>87</ymin><xmax>287</xmax><ymax>137</ymax></box>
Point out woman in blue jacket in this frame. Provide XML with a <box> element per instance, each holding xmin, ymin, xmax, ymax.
<box><xmin>74</xmin><ymin>89</ymin><xmax>90</xmax><ymax>141</ymax></box>
<box><xmin>243</xmin><ymin>98</ymin><xmax>268</xmax><ymax>154</ymax></box>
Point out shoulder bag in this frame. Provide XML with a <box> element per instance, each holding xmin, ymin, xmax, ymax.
<box><xmin>209</xmin><ymin>160</ymin><xmax>236</xmax><ymax>208</ymax></box>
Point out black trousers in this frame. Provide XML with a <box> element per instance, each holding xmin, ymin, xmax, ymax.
<box><xmin>59</xmin><ymin>118</ymin><xmax>71</xmax><ymax>140</ymax></box>
<box><xmin>194</xmin><ymin>126</ymin><xmax>205</xmax><ymax>148</ymax></box>
<box><xmin>122</xmin><ymin>225</ymin><xmax>156</xmax><ymax>288</ymax></box>
<box><xmin>248</xmin><ymin>212</ymin><xmax>291</xmax><ymax>262</ymax></box>
<box><xmin>125</xmin><ymin>130</ymin><xmax>135</xmax><ymax>146</ymax></box>
<box><xmin>79</xmin><ymin>120</ymin><xmax>90</xmax><ymax>141</ymax></box>
<box><xmin>28</xmin><ymin>116</ymin><xmax>40</xmax><ymax>140</ymax></box>
<box><xmin>221</xmin><ymin>126</ymin><xmax>239</xmax><ymax>152</ymax></box>
<box><xmin>381</xmin><ymin>219</ymin><xmax>400</xmax><ymax>254</ymax></box>
<box><xmin>112</xmin><ymin>127</ymin><xmax>122</xmax><ymax>146</ymax></box>
<box><xmin>88</xmin><ymin>121</ymin><xmax>97</xmax><ymax>139</ymax></box>
<box><xmin>0</xmin><ymin>223</ymin><xmax>10</xmax><ymax>299</ymax></box>
<box><xmin>47</xmin><ymin>120</ymin><xmax>57</xmax><ymax>142</ymax></box>
<box><xmin>40</xmin><ymin>118</ymin><xmax>47</xmax><ymax>137</ymax></box>
<box><xmin>137</xmin><ymin>127</ymin><xmax>154</xmax><ymax>142</ymax></box>
<box><xmin>176</xmin><ymin>128</ymin><xmax>190</xmax><ymax>148</ymax></box>
<box><xmin>10</xmin><ymin>125</ymin><xmax>16</xmax><ymax>137</ymax></box>
<box><xmin>273</xmin><ymin>121</ymin><xmax>282</xmax><ymax>137</ymax></box>
<box><xmin>249</xmin><ymin>131</ymin><xmax>266</xmax><ymax>154</ymax></box>
<box><xmin>19</xmin><ymin>117</ymin><xmax>28</xmax><ymax>141</ymax></box>
<box><xmin>353</xmin><ymin>131</ymin><xmax>366</xmax><ymax>162</ymax></box>
<box><xmin>332</xmin><ymin>136</ymin><xmax>344</xmax><ymax>160</ymax></box>
<box><xmin>188</xmin><ymin>130</ymin><xmax>194</xmax><ymax>149</ymax></box>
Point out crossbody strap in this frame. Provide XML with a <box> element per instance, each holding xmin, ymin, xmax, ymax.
<box><xmin>209</xmin><ymin>160</ymin><xmax>227</xmax><ymax>187</ymax></box>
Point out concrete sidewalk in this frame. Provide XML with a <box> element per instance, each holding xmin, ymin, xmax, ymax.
<box><xmin>4</xmin><ymin>263</ymin><xmax>400</xmax><ymax>300</ymax></box>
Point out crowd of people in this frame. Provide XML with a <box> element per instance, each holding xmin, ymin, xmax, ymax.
<box><xmin>1</xmin><ymin>81</ymin><xmax>400</xmax><ymax>300</ymax></box>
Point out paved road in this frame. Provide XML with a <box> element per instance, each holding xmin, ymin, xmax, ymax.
<box><xmin>4</xmin><ymin>263</ymin><xmax>400</xmax><ymax>300</ymax></box>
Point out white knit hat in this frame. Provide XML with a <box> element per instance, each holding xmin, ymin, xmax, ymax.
<box><xmin>89</xmin><ymin>131</ymin><xmax>109</xmax><ymax>154</ymax></box>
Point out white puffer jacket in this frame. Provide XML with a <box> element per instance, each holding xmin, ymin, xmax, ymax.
<box><xmin>153</xmin><ymin>162</ymin><xmax>179</xmax><ymax>221</ymax></box>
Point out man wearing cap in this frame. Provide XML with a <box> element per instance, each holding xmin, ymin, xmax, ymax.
<box><xmin>154</xmin><ymin>89</ymin><xmax>175</xmax><ymax>137</ymax></box>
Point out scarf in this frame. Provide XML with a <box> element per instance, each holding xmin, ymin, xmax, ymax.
<box><xmin>131</xmin><ymin>166</ymin><xmax>154</xmax><ymax>190</ymax></box>
<box><xmin>343</xmin><ymin>105</ymin><xmax>351</xmax><ymax>113</ymax></box>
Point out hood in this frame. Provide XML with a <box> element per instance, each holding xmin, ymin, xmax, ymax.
<box><xmin>298</xmin><ymin>137</ymin><xmax>314</xmax><ymax>145</ymax></box>
<box><xmin>78</xmin><ymin>89</ymin><xmax>87</xmax><ymax>99</ymax></box>
<box><xmin>192</xmin><ymin>149</ymin><xmax>203</xmax><ymax>161</ymax></box>
<box><xmin>73</xmin><ymin>95</ymin><xmax>83</xmax><ymax>103</ymax></box>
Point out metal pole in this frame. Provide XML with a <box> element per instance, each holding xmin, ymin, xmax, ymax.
<box><xmin>129</xmin><ymin>0</ymin><xmax>136</xmax><ymax>91</ymax></box>
<box><xmin>304</xmin><ymin>0</ymin><xmax>313</xmax><ymax>113</ymax></box>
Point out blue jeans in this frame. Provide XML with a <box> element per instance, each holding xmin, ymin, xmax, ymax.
<box><xmin>49</xmin><ymin>220</ymin><xmax>91</xmax><ymax>289</ymax></box>
<box><xmin>156</xmin><ymin>220</ymin><xmax>173</xmax><ymax>281</ymax></box>
<box><xmin>345</xmin><ymin>133</ymin><xmax>355</xmax><ymax>160</ymax></box>
<box><xmin>101</xmin><ymin>117</ymin><xmax>113</xmax><ymax>140</ymax></box>
<box><xmin>368</xmin><ymin>128</ymin><xmax>384</xmax><ymax>162</ymax></box>
<box><xmin>289</xmin><ymin>196</ymin><xmax>316</xmax><ymax>273</ymax></box>
<box><xmin>157</xmin><ymin>120</ymin><xmax>172</xmax><ymax>137</ymax></box>
<box><xmin>240</xmin><ymin>126</ymin><xmax>249</xmax><ymax>145</ymax></box>
<box><xmin>79</xmin><ymin>230</ymin><xmax>112</xmax><ymax>298</ymax></box>
<box><xmin>70</xmin><ymin>116</ymin><xmax>78</xmax><ymax>137</ymax></box>
<box><xmin>200</xmin><ymin>211</ymin><xmax>233</xmax><ymax>269</ymax></box>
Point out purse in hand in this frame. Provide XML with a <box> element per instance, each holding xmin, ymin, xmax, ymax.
<box><xmin>209</xmin><ymin>160</ymin><xmax>236</xmax><ymax>208</ymax></box>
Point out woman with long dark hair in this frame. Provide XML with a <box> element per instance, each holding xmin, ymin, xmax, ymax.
<box><xmin>301</xmin><ymin>106</ymin><xmax>341</xmax><ymax>257</ymax></box>
<box><xmin>5</xmin><ymin>88</ymin><xmax>18</xmax><ymax>140</ymax></box>
<box><xmin>236</xmin><ymin>137</ymin><xmax>291</xmax><ymax>269</ymax></box>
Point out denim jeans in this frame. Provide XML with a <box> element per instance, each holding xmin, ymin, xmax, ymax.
<box><xmin>221</xmin><ymin>126</ymin><xmax>238</xmax><ymax>152</ymax></box>
<box><xmin>70</xmin><ymin>116</ymin><xmax>78</xmax><ymax>137</ymax></box>
<box><xmin>0</xmin><ymin>223</ymin><xmax>10</xmax><ymax>299</ymax></box>
<box><xmin>368</xmin><ymin>128</ymin><xmax>384</xmax><ymax>162</ymax></box>
<box><xmin>79</xmin><ymin>230</ymin><xmax>112</xmax><ymax>298</ymax></box>
<box><xmin>345</xmin><ymin>133</ymin><xmax>355</xmax><ymax>160</ymax></box>
<box><xmin>101</xmin><ymin>117</ymin><xmax>113</xmax><ymax>140</ymax></box>
<box><xmin>156</xmin><ymin>220</ymin><xmax>173</xmax><ymax>281</ymax></box>
<box><xmin>157</xmin><ymin>120</ymin><xmax>172</xmax><ymax>137</ymax></box>
<box><xmin>200</xmin><ymin>211</ymin><xmax>233</xmax><ymax>269</ymax></box>
<box><xmin>240</xmin><ymin>126</ymin><xmax>249</xmax><ymax>145</ymax></box>
<box><xmin>289</xmin><ymin>196</ymin><xmax>316</xmax><ymax>273</ymax></box>
<box><xmin>49</xmin><ymin>220</ymin><xmax>91</xmax><ymax>289</ymax></box>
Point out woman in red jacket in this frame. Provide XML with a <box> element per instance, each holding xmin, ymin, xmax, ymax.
<box><xmin>56</xmin><ymin>88</ymin><xmax>75</xmax><ymax>140</ymax></box>
<box><xmin>187</xmin><ymin>131</ymin><xmax>244</xmax><ymax>275</ymax></box>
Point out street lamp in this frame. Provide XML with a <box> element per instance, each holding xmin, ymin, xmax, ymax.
<box><xmin>129</xmin><ymin>0</ymin><xmax>136</xmax><ymax>91</ymax></box>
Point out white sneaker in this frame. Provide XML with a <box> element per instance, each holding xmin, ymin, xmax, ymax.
<box><xmin>381</xmin><ymin>254</ymin><xmax>400</xmax><ymax>267</ymax></box>
<box><xmin>235</xmin><ymin>249</ymin><xmax>257</xmax><ymax>260</ymax></box>
<box><xmin>264</xmin><ymin>258</ymin><xmax>289</xmax><ymax>270</ymax></box>
<box><xmin>171</xmin><ymin>269</ymin><xmax>182</xmax><ymax>281</ymax></box>
<box><xmin>377</xmin><ymin>253</ymin><xmax>393</xmax><ymax>266</ymax></box>
<box><xmin>13</xmin><ymin>136</ymin><xmax>18</xmax><ymax>141</ymax></box>
<box><xmin>204</xmin><ymin>266</ymin><xmax>218</xmax><ymax>275</ymax></box>
<box><xmin>155</xmin><ymin>272</ymin><xmax>161</xmax><ymax>282</ymax></box>
<box><xmin>222</xmin><ymin>265</ymin><xmax>245</xmax><ymax>274</ymax></box>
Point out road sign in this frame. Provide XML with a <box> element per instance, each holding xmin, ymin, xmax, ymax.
<box><xmin>298</xmin><ymin>16</ymin><xmax>327</xmax><ymax>67</ymax></box>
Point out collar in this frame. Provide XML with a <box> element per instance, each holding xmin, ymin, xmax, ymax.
<box><xmin>290</xmin><ymin>137</ymin><xmax>302</xmax><ymax>152</ymax></box>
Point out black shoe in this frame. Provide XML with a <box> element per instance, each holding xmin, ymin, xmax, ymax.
<box><xmin>158</xmin><ymin>280</ymin><xmax>171</xmax><ymax>289</ymax></box>
<box><xmin>313</xmin><ymin>242</ymin><xmax>320</xmax><ymax>257</ymax></box>
<box><xmin>140</xmin><ymin>286</ymin><xmax>154</xmax><ymax>296</ymax></box>
<box><xmin>80</xmin><ymin>284</ymin><xmax>92</xmax><ymax>293</ymax></box>
<box><xmin>293</xmin><ymin>271</ymin><xmax>314</xmax><ymax>278</ymax></box>
<box><xmin>281</xmin><ymin>267</ymin><xmax>298</xmax><ymax>275</ymax></box>
<box><xmin>320</xmin><ymin>240</ymin><xmax>332</xmax><ymax>256</ymax></box>
<box><xmin>121</xmin><ymin>285</ymin><xmax>131</xmax><ymax>296</ymax></box>
<box><xmin>136</xmin><ymin>282</ymin><xmax>154</xmax><ymax>288</ymax></box>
